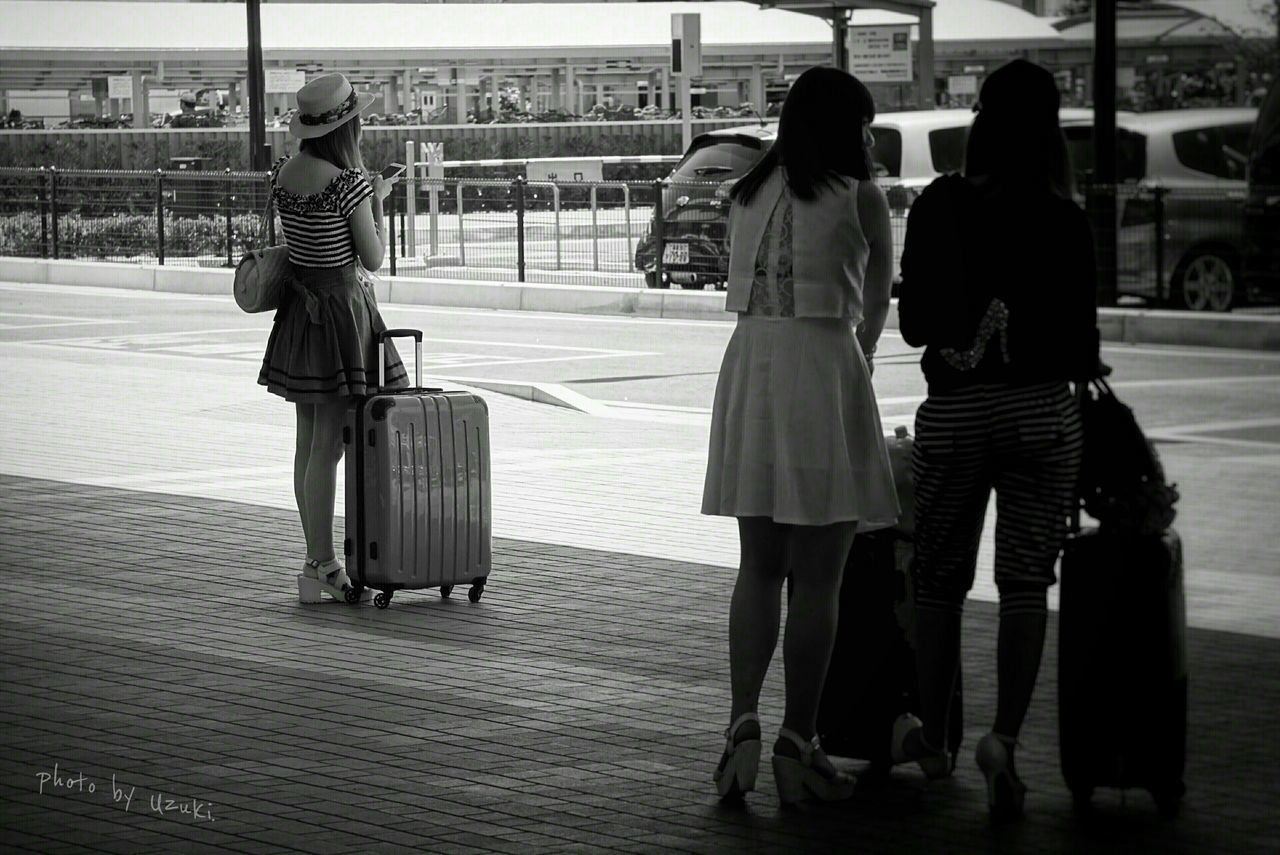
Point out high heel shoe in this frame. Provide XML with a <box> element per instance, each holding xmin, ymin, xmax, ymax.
<box><xmin>771</xmin><ymin>728</ymin><xmax>856</xmax><ymax>807</ymax></box>
<box><xmin>714</xmin><ymin>712</ymin><xmax>761</xmax><ymax>801</ymax></box>
<box><xmin>298</xmin><ymin>558</ymin><xmax>363</xmax><ymax>603</ymax></box>
<box><xmin>975</xmin><ymin>732</ymin><xmax>1027</xmax><ymax>822</ymax></box>
<box><xmin>889</xmin><ymin>714</ymin><xmax>952</xmax><ymax>780</ymax></box>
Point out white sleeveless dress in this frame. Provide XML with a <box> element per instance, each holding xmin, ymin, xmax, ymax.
<box><xmin>701</xmin><ymin>186</ymin><xmax>899</xmax><ymax>530</ymax></box>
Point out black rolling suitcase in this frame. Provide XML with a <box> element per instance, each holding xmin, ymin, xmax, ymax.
<box><xmin>816</xmin><ymin>529</ymin><xmax>964</xmax><ymax>777</ymax></box>
<box><xmin>1057</xmin><ymin>377</ymin><xmax>1187</xmax><ymax>816</ymax></box>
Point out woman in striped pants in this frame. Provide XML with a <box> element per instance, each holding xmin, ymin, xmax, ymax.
<box><xmin>888</xmin><ymin>60</ymin><xmax>1101</xmax><ymax>821</ymax></box>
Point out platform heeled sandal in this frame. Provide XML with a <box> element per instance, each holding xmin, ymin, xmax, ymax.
<box><xmin>975</xmin><ymin>732</ymin><xmax>1027</xmax><ymax>821</ymax></box>
<box><xmin>771</xmin><ymin>728</ymin><xmax>856</xmax><ymax>807</ymax></box>
<box><xmin>298</xmin><ymin>558</ymin><xmax>366</xmax><ymax>604</ymax></box>
<box><xmin>714</xmin><ymin>712</ymin><xmax>761</xmax><ymax>801</ymax></box>
<box><xmin>889</xmin><ymin>713</ymin><xmax>952</xmax><ymax>780</ymax></box>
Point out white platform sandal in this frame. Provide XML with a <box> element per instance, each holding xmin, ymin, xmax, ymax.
<box><xmin>714</xmin><ymin>712</ymin><xmax>762</xmax><ymax>800</ymax></box>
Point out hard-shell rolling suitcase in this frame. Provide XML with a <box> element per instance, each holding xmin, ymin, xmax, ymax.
<box><xmin>342</xmin><ymin>329</ymin><xmax>492</xmax><ymax>610</ymax></box>
<box><xmin>810</xmin><ymin>429</ymin><xmax>962</xmax><ymax>777</ymax></box>
<box><xmin>1058</xmin><ymin>378</ymin><xmax>1187</xmax><ymax>816</ymax></box>
<box><xmin>817</xmin><ymin>529</ymin><xmax>964</xmax><ymax>778</ymax></box>
<box><xmin>1058</xmin><ymin>526</ymin><xmax>1187</xmax><ymax>816</ymax></box>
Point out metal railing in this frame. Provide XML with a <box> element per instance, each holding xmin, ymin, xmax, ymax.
<box><xmin>0</xmin><ymin>167</ymin><xmax>1263</xmax><ymax>309</ymax></box>
<box><xmin>0</xmin><ymin>166</ymin><xmax>271</xmax><ymax>267</ymax></box>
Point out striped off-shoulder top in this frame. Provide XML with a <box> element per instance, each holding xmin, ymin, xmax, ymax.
<box><xmin>270</xmin><ymin>156</ymin><xmax>373</xmax><ymax>268</ymax></box>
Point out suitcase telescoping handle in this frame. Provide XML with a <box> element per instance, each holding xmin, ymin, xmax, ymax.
<box><xmin>377</xmin><ymin>328</ymin><xmax>440</xmax><ymax>393</ymax></box>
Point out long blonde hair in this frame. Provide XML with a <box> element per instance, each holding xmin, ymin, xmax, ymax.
<box><xmin>299</xmin><ymin>115</ymin><xmax>366</xmax><ymax>172</ymax></box>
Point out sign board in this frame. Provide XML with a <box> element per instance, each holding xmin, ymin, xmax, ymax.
<box><xmin>265</xmin><ymin>69</ymin><xmax>306</xmax><ymax>94</ymax></box>
<box><xmin>526</xmin><ymin>158</ymin><xmax>604</xmax><ymax>183</ymax></box>
<box><xmin>420</xmin><ymin>142</ymin><xmax>444</xmax><ymax>179</ymax></box>
<box><xmin>107</xmin><ymin>75</ymin><xmax>133</xmax><ymax>100</ymax></box>
<box><xmin>1146</xmin><ymin>54</ymin><xmax>1169</xmax><ymax>65</ymax></box>
<box><xmin>948</xmin><ymin>75</ymin><xmax>977</xmax><ymax>96</ymax></box>
<box><xmin>671</xmin><ymin>13</ymin><xmax>702</xmax><ymax>77</ymax></box>
<box><xmin>847</xmin><ymin>25</ymin><xmax>913</xmax><ymax>83</ymax></box>
<box><xmin>963</xmin><ymin>65</ymin><xmax>985</xmax><ymax>74</ymax></box>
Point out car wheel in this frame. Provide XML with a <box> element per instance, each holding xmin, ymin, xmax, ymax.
<box><xmin>1172</xmin><ymin>251</ymin><xmax>1238</xmax><ymax>312</ymax></box>
<box><xmin>682</xmin><ymin>281</ymin><xmax>705</xmax><ymax>291</ymax></box>
<box><xmin>643</xmin><ymin>270</ymin><xmax>659</xmax><ymax>289</ymax></box>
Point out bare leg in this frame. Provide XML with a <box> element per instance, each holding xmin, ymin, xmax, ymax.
<box><xmin>729</xmin><ymin>517</ymin><xmax>789</xmax><ymax>723</ymax></box>
<box><xmin>994</xmin><ymin>605</ymin><xmax>1048</xmax><ymax>740</ymax></box>
<box><xmin>780</xmin><ymin>521</ymin><xmax>857</xmax><ymax>739</ymax></box>
<box><xmin>294</xmin><ymin>403</ymin><xmax>316</xmax><ymax>557</ymax></box>
<box><xmin>302</xmin><ymin>399</ymin><xmax>349</xmax><ymax>563</ymax></box>
<box><xmin>916</xmin><ymin>606</ymin><xmax>963</xmax><ymax>751</ymax></box>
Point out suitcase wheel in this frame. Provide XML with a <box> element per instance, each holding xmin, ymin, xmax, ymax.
<box><xmin>1153</xmin><ymin>784</ymin><xmax>1184</xmax><ymax>819</ymax></box>
<box><xmin>468</xmin><ymin>585</ymin><xmax>484</xmax><ymax>604</ymax></box>
<box><xmin>345</xmin><ymin>586</ymin><xmax>365</xmax><ymax>605</ymax></box>
<box><xmin>440</xmin><ymin>585</ymin><xmax>453</xmax><ymax>599</ymax></box>
<box><xmin>1070</xmin><ymin>785</ymin><xmax>1095</xmax><ymax>813</ymax></box>
<box><xmin>374</xmin><ymin>591</ymin><xmax>392</xmax><ymax>610</ymax></box>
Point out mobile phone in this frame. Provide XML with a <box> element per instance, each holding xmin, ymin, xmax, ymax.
<box><xmin>380</xmin><ymin>162</ymin><xmax>406</xmax><ymax>180</ymax></box>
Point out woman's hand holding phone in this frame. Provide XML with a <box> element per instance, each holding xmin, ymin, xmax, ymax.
<box><xmin>372</xmin><ymin>162</ymin><xmax>404</xmax><ymax>201</ymax></box>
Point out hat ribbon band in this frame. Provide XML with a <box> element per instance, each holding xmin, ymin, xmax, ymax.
<box><xmin>300</xmin><ymin>89</ymin><xmax>357</xmax><ymax>126</ymax></box>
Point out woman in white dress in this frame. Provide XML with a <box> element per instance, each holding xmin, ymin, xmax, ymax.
<box><xmin>703</xmin><ymin>66</ymin><xmax>898</xmax><ymax>807</ymax></box>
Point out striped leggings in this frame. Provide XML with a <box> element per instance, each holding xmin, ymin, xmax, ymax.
<box><xmin>911</xmin><ymin>381</ymin><xmax>1083</xmax><ymax>618</ymax></box>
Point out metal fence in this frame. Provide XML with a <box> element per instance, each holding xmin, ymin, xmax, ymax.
<box><xmin>0</xmin><ymin>167</ymin><xmax>1261</xmax><ymax>309</ymax></box>
<box><xmin>0</xmin><ymin>167</ymin><xmax>271</xmax><ymax>267</ymax></box>
<box><xmin>1081</xmin><ymin>183</ymin><xmax>1253</xmax><ymax>312</ymax></box>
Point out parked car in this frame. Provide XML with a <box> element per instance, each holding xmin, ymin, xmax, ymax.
<box><xmin>1244</xmin><ymin>81</ymin><xmax>1280</xmax><ymax>305</ymax></box>
<box><xmin>1061</xmin><ymin>108</ymin><xmax>1258</xmax><ymax>311</ymax></box>
<box><xmin>633</xmin><ymin>108</ymin><xmax>1097</xmax><ymax>289</ymax></box>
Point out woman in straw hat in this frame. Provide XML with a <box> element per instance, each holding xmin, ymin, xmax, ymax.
<box><xmin>258</xmin><ymin>72</ymin><xmax>409</xmax><ymax>603</ymax></box>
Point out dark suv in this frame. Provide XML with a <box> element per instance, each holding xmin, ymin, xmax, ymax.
<box><xmin>634</xmin><ymin>125</ymin><xmax>776</xmax><ymax>290</ymax></box>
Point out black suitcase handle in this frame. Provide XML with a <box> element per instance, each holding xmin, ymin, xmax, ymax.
<box><xmin>377</xmin><ymin>329</ymin><xmax>440</xmax><ymax>392</ymax></box>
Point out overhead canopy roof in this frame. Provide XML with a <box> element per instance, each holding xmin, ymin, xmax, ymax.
<box><xmin>1</xmin><ymin>0</ymin><xmax>1059</xmax><ymax>51</ymax></box>
<box><xmin>1054</xmin><ymin>0</ymin><xmax>1277</xmax><ymax>42</ymax></box>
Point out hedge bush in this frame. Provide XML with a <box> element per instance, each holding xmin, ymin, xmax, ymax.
<box><xmin>0</xmin><ymin>211</ymin><xmax>266</xmax><ymax>260</ymax></box>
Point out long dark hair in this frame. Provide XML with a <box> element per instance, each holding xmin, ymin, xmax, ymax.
<box><xmin>731</xmin><ymin>66</ymin><xmax>876</xmax><ymax>205</ymax></box>
<box><xmin>300</xmin><ymin>115</ymin><xmax>366</xmax><ymax>172</ymax></box>
<box><xmin>963</xmin><ymin>60</ymin><xmax>1074</xmax><ymax>198</ymax></box>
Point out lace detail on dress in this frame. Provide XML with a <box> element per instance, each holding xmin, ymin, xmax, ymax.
<box><xmin>939</xmin><ymin>297</ymin><xmax>1011</xmax><ymax>371</ymax></box>
<box><xmin>271</xmin><ymin>159</ymin><xmax>367</xmax><ymax>214</ymax></box>
<box><xmin>746</xmin><ymin>196</ymin><xmax>795</xmax><ymax>317</ymax></box>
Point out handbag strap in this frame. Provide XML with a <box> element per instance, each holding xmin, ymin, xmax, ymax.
<box><xmin>258</xmin><ymin>184</ymin><xmax>276</xmax><ymax>247</ymax></box>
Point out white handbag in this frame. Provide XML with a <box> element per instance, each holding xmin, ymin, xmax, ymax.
<box><xmin>233</xmin><ymin>194</ymin><xmax>291</xmax><ymax>313</ymax></box>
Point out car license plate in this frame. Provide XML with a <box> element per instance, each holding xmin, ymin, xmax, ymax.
<box><xmin>662</xmin><ymin>242</ymin><xmax>689</xmax><ymax>265</ymax></box>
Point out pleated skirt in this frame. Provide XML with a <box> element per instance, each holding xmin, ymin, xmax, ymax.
<box><xmin>258</xmin><ymin>262</ymin><xmax>409</xmax><ymax>404</ymax></box>
<box><xmin>701</xmin><ymin>314</ymin><xmax>900</xmax><ymax>530</ymax></box>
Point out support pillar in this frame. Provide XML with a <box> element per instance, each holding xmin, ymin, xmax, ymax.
<box><xmin>917</xmin><ymin>7</ymin><xmax>936</xmax><ymax>109</ymax></box>
<box><xmin>246</xmin><ymin>0</ymin><xmax>268</xmax><ymax>170</ymax></box>
<box><xmin>131</xmin><ymin>69</ymin><xmax>149</xmax><ymax>128</ymax></box>
<box><xmin>1092</xmin><ymin>0</ymin><xmax>1118</xmax><ymax>306</ymax></box>
<box><xmin>550</xmin><ymin>67</ymin><xmax>562</xmax><ymax>110</ymax></box>
<box><xmin>227</xmin><ymin>81</ymin><xmax>240</xmax><ymax>114</ymax></box>
<box><xmin>832</xmin><ymin>14</ymin><xmax>849</xmax><ymax>71</ymax></box>
<box><xmin>401</xmin><ymin>67</ymin><xmax>414</xmax><ymax>114</ymax></box>
<box><xmin>566</xmin><ymin>64</ymin><xmax>578</xmax><ymax>115</ymax></box>
<box><xmin>454</xmin><ymin>70</ymin><xmax>467</xmax><ymax>123</ymax></box>
<box><xmin>383</xmin><ymin>79</ymin><xmax>396</xmax><ymax>114</ymax></box>
<box><xmin>750</xmin><ymin>64</ymin><xmax>764</xmax><ymax>112</ymax></box>
<box><xmin>660</xmin><ymin>67</ymin><xmax>670</xmax><ymax>111</ymax></box>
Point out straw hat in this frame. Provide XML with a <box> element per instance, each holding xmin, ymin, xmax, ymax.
<box><xmin>289</xmin><ymin>72</ymin><xmax>376</xmax><ymax>139</ymax></box>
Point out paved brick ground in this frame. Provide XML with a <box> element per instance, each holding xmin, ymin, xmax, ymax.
<box><xmin>2</xmin><ymin>475</ymin><xmax>1277</xmax><ymax>854</ymax></box>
